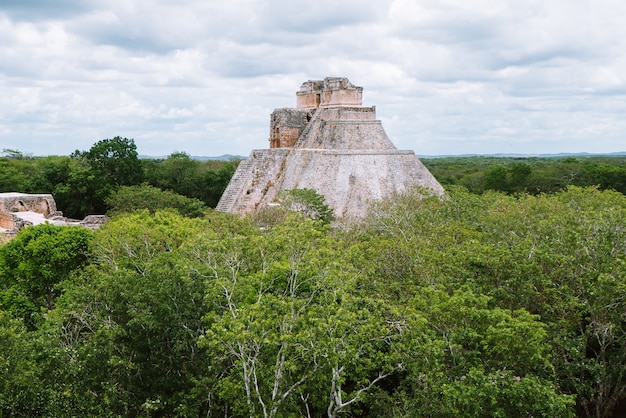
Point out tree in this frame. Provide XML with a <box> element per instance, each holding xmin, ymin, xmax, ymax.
<box><xmin>202</xmin><ymin>160</ymin><xmax>238</xmax><ymax>207</ymax></box>
<box><xmin>24</xmin><ymin>156</ymin><xmax>73</xmax><ymax>195</ymax></box>
<box><xmin>0</xmin><ymin>311</ymin><xmax>47</xmax><ymax>416</ymax></box>
<box><xmin>1</xmin><ymin>148</ymin><xmax>26</xmax><ymax>159</ymax></box>
<box><xmin>508</xmin><ymin>161</ymin><xmax>532</xmax><ymax>192</ymax></box>
<box><xmin>456</xmin><ymin>187</ymin><xmax>626</xmax><ymax>418</ymax></box>
<box><xmin>44</xmin><ymin>210</ymin><xmax>214</xmax><ymax>416</ymax></box>
<box><xmin>0</xmin><ymin>158</ymin><xmax>28</xmax><ymax>192</ymax></box>
<box><xmin>351</xmin><ymin>185</ymin><xmax>624</xmax><ymax>416</ymax></box>
<box><xmin>277</xmin><ymin>188</ymin><xmax>335</xmax><ymax>224</ymax></box>
<box><xmin>481</xmin><ymin>165</ymin><xmax>509</xmax><ymax>192</ymax></box>
<box><xmin>105</xmin><ymin>183</ymin><xmax>207</xmax><ymax>218</ymax></box>
<box><xmin>81</xmin><ymin>136</ymin><xmax>143</xmax><ymax>188</ymax></box>
<box><xmin>143</xmin><ymin>153</ymin><xmax>239</xmax><ymax>207</ymax></box>
<box><xmin>52</xmin><ymin>157</ymin><xmax>102</xmax><ymax>218</ymax></box>
<box><xmin>0</xmin><ymin>224</ymin><xmax>93</xmax><ymax>327</ymax></box>
<box><xmin>55</xmin><ymin>137</ymin><xmax>143</xmax><ymax>217</ymax></box>
<box><xmin>421</xmin><ymin>155</ymin><xmax>626</xmax><ymax>196</ymax></box>
<box><xmin>193</xmin><ymin>216</ymin><xmax>403</xmax><ymax>417</ymax></box>
<box><xmin>3</xmin><ymin>181</ymin><xmax>623</xmax><ymax>417</ymax></box>
<box><xmin>144</xmin><ymin>152</ymin><xmax>202</xmax><ymax>197</ymax></box>
<box><xmin>354</xmin><ymin>281</ymin><xmax>574</xmax><ymax>417</ymax></box>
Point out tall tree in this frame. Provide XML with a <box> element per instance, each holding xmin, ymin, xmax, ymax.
<box><xmin>44</xmin><ymin>210</ymin><xmax>215</xmax><ymax>416</ymax></box>
<box><xmin>0</xmin><ymin>224</ymin><xmax>93</xmax><ymax>328</ymax></box>
<box><xmin>81</xmin><ymin>136</ymin><xmax>143</xmax><ymax>188</ymax></box>
<box><xmin>193</xmin><ymin>216</ymin><xmax>406</xmax><ymax>417</ymax></box>
<box><xmin>58</xmin><ymin>137</ymin><xmax>143</xmax><ymax>217</ymax></box>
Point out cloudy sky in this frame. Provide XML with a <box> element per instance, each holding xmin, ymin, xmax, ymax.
<box><xmin>1</xmin><ymin>0</ymin><xmax>625</xmax><ymax>157</ymax></box>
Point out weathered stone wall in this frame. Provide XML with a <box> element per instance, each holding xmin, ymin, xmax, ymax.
<box><xmin>278</xmin><ymin>150</ymin><xmax>443</xmax><ymax>218</ymax></box>
<box><xmin>0</xmin><ymin>193</ymin><xmax>59</xmax><ymax>216</ymax></box>
<box><xmin>0</xmin><ymin>212</ymin><xmax>30</xmax><ymax>232</ymax></box>
<box><xmin>296</xmin><ymin>92</ymin><xmax>321</xmax><ymax>110</ymax></box>
<box><xmin>0</xmin><ymin>192</ymin><xmax>106</xmax><ymax>238</ymax></box>
<box><xmin>296</xmin><ymin>77</ymin><xmax>363</xmax><ymax>110</ymax></box>
<box><xmin>80</xmin><ymin>215</ymin><xmax>108</xmax><ymax>230</ymax></box>
<box><xmin>294</xmin><ymin>107</ymin><xmax>396</xmax><ymax>150</ymax></box>
<box><xmin>319</xmin><ymin>87</ymin><xmax>362</xmax><ymax>108</ymax></box>
<box><xmin>221</xmin><ymin>148</ymin><xmax>444</xmax><ymax>219</ymax></box>
<box><xmin>218</xmin><ymin>105</ymin><xmax>445</xmax><ymax>219</ymax></box>
<box><xmin>318</xmin><ymin>106</ymin><xmax>376</xmax><ymax>121</ymax></box>
<box><xmin>0</xmin><ymin>212</ymin><xmax>16</xmax><ymax>230</ymax></box>
<box><xmin>216</xmin><ymin>149</ymin><xmax>291</xmax><ymax>213</ymax></box>
<box><xmin>269</xmin><ymin>108</ymin><xmax>313</xmax><ymax>148</ymax></box>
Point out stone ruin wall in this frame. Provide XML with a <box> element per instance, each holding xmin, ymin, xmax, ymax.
<box><xmin>0</xmin><ymin>192</ymin><xmax>106</xmax><ymax>237</ymax></box>
<box><xmin>0</xmin><ymin>193</ymin><xmax>60</xmax><ymax>217</ymax></box>
<box><xmin>266</xmin><ymin>149</ymin><xmax>443</xmax><ymax>219</ymax></box>
<box><xmin>270</xmin><ymin>77</ymin><xmax>365</xmax><ymax>149</ymax></box>
<box><xmin>269</xmin><ymin>108</ymin><xmax>313</xmax><ymax>149</ymax></box>
<box><xmin>0</xmin><ymin>193</ymin><xmax>59</xmax><ymax>235</ymax></box>
<box><xmin>296</xmin><ymin>77</ymin><xmax>363</xmax><ymax>110</ymax></box>
<box><xmin>0</xmin><ymin>212</ymin><xmax>16</xmax><ymax>230</ymax></box>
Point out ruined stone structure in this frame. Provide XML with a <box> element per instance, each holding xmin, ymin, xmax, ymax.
<box><xmin>0</xmin><ymin>192</ymin><xmax>106</xmax><ymax>237</ymax></box>
<box><xmin>296</xmin><ymin>77</ymin><xmax>363</xmax><ymax>110</ymax></box>
<box><xmin>217</xmin><ymin>77</ymin><xmax>444</xmax><ymax>219</ymax></box>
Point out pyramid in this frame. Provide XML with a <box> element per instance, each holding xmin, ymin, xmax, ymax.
<box><xmin>216</xmin><ymin>77</ymin><xmax>444</xmax><ymax>219</ymax></box>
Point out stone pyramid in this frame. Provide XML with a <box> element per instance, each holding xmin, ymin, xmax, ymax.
<box><xmin>216</xmin><ymin>77</ymin><xmax>444</xmax><ymax>219</ymax></box>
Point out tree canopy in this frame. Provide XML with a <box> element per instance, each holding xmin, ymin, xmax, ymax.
<box><xmin>1</xmin><ymin>146</ymin><xmax>625</xmax><ymax>417</ymax></box>
<box><xmin>0</xmin><ymin>142</ymin><xmax>240</xmax><ymax>219</ymax></box>
<box><xmin>2</xmin><ymin>184</ymin><xmax>623</xmax><ymax>417</ymax></box>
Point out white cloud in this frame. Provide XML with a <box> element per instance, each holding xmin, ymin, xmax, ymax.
<box><xmin>0</xmin><ymin>0</ymin><xmax>625</xmax><ymax>157</ymax></box>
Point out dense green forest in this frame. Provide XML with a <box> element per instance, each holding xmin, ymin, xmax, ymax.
<box><xmin>3</xmin><ymin>142</ymin><xmax>625</xmax><ymax>221</ymax></box>
<box><xmin>1</xmin><ymin>141</ymin><xmax>626</xmax><ymax>417</ymax></box>
<box><xmin>421</xmin><ymin>155</ymin><xmax>626</xmax><ymax>195</ymax></box>
<box><xmin>0</xmin><ymin>138</ymin><xmax>238</xmax><ymax>219</ymax></box>
<box><xmin>1</xmin><ymin>187</ymin><xmax>624</xmax><ymax>417</ymax></box>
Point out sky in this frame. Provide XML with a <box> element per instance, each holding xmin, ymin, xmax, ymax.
<box><xmin>1</xmin><ymin>0</ymin><xmax>625</xmax><ymax>157</ymax></box>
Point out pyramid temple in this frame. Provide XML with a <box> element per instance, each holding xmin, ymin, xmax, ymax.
<box><xmin>216</xmin><ymin>77</ymin><xmax>444</xmax><ymax>219</ymax></box>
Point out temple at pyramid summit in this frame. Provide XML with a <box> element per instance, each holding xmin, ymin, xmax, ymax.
<box><xmin>216</xmin><ymin>77</ymin><xmax>444</xmax><ymax>219</ymax></box>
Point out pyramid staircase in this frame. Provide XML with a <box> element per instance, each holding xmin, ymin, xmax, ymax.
<box><xmin>215</xmin><ymin>158</ymin><xmax>255</xmax><ymax>213</ymax></box>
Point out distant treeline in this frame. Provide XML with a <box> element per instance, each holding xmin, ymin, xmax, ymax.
<box><xmin>422</xmin><ymin>155</ymin><xmax>626</xmax><ymax>195</ymax></box>
<box><xmin>0</xmin><ymin>138</ymin><xmax>240</xmax><ymax>219</ymax></box>
<box><xmin>3</xmin><ymin>142</ymin><xmax>625</xmax><ymax>221</ymax></box>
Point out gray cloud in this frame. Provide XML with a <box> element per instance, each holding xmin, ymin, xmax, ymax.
<box><xmin>258</xmin><ymin>0</ymin><xmax>392</xmax><ymax>33</ymax></box>
<box><xmin>0</xmin><ymin>0</ymin><xmax>625</xmax><ymax>157</ymax></box>
<box><xmin>1</xmin><ymin>0</ymin><xmax>95</xmax><ymax>20</ymax></box>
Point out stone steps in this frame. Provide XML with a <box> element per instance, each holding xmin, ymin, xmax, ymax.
<box><xmin>293</xmin><ymin>109</ymin><xmax>319</xmax><ymax>147</ymax></box>
<box><xmin>215</xmin><ymin>158</ymin><xmax>255</xmax><ymax>212</ymax></box>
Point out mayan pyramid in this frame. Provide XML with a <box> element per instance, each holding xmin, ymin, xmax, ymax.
<box><xmin>216</xmin><ymin>77</ymin><xmax>444</xmax><ymax>218</ymax></box>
